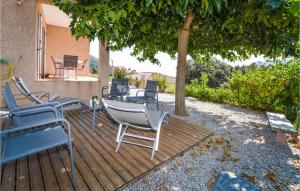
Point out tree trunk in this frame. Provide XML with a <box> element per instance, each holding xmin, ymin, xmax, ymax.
<box><xmin>175</xmin><ymin>12</ymin><xmax>194</xmax><ymax>116</ymax></box>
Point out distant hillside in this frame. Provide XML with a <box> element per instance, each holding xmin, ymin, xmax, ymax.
<box><xmin>90</xmin><ymin>55</ymin><xmax>99</xmax><ymax>72</ymax></box>
<box><xmin>90</xmin><ymin>55</ymin><xmax>113</xmax><ymax>74</ymax></box>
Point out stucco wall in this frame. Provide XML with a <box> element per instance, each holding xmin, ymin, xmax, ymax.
<box><xmin>0</xmin><ymin>0</ymin><xmax>109</xmax><ymax>106</ymax></box>
<box><xmin>46</xmin><ymin>25</ymin><xmax>90</xmax><ymax>77</ymax></box>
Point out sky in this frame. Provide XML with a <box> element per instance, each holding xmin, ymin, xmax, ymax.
<box><xmin>90</xmin><ymin>40</ymin><xmax>265</xmax><ymax>77</ymax></box>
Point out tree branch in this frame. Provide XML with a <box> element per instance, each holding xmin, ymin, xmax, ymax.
<box><xmin>182</xmin><ymin>11</ymin><xmax>195</xmax><ymax>31</ymax></box>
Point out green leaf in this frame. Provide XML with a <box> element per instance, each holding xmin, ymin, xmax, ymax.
<box><xmin>201</xmin><ymin>0</ymin><xmax>209</xmax><ymax>12</ymax></box>
<box><xmin>179</xmin><ymin>0</ymin><xmax>189</xmax><ymax>10</ymax></box>
<box><xmin>213</xmin><ymin>0</ymin><xmax>222</xmax><ymax>12</ymax></box>
<box><xmin>145</xmin><ymin>0</ymin><xmax>153</xmax><ymax>7</ymax></box>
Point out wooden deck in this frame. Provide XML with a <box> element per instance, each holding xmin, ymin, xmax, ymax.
<box><xmin>1</xmin><ymin>109</ymin><xmax>213</xmax><ymax>191</ymax></box>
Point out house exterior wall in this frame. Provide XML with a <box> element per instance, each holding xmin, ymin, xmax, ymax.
<box><xmin>46</xmin><ymin>25</ymin><xmax>90</xmax><ymax>77</ymax></box>
<box><xmin>0</xmin><ymin>0</ymin><xmax>109</xmax><ymax>106</ymax></box>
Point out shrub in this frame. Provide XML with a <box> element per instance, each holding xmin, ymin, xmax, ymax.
<box><xmin>186</xmin><ymin>59</ymin><xmax>300</xmax><ymax>133</ymax></box>
<box><xmin>166</xmin><ymin>86</ymin><xmax>176</xmax><ymax>94</ymax></box>
<box><xmin>152</xmin><ymin>73</ymin><xmax>168</xmax><ymax>92</ymax></box>
<box><xmin>113</xmin><ymin>67</ymin><xmax>128</xmax><ymax>79</ymax></box>
<box><xmin>134</xmin><ymin>77</ymin><xmax>142</xmax><ymax>88</ymax></box>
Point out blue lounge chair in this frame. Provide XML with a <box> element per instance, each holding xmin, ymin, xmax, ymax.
<box><xmin>13</xmin><ymin>77</ymin><xmax>83</xmax><ymax>115</ymax></box>
<box><xmin>102</xmin><ymin>79</ymin><xmax>129</xmax><ymax>101</ymax></box>
<box><xmin>128</xmin><ymin>80</ymin><xmax>159</xmax><ymax>110</ymax></box>
<box><xmin>2</xmin><ymin>83</ymin><xmax>62</xmax><ymax>126</ymax></box>
<box><xmin>1</xmin><ymin>84</ymin><xmax>75</xmax><ymax>184</ymax></box>
<box><xmin>0</xmin><ymin>118</ymin><xmax>75</xmax><ymax>185</ymax></box>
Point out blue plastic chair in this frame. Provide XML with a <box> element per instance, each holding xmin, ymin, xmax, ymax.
<box><xmin>102</xmin><ymin>79</ymin><xmax>129</xmax><ymax>101</ymax></box>
<box><xmin>1</xmin><ymin>83</ymin><xmax>75</xmax><ymax>184</ymax></box>
<box><xmin>129</xmin><ymin>80</ymin><xmax>159</xmax><ymax>110</ymax></box>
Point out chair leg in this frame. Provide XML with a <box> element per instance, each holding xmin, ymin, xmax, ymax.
<box><xmin>154</xmin><ymin>128</ymin><xmax>161</xmax><ymax>151</ymax></box>
<box><xmin>116</xmin><ymin>124</ymin><xmax>123</xmax><ymax>143</ymax></box>
<box><xmin>79</xmin><ymin>103</ymin><xmax>83</xmax><ymax>119</ymax></box>
<box><xmin>115</xmin><ymin>126</ymin><xmax>128</xmax><ymax>152</ymax></box>
<box><xmin>151</xmin><ymin>147</ymin><xmax>156</xmax><ymax>160</ymax></box>
<box><xmin>68</xmin><ymin>142</ymin><xmax>76</xmax><ymax>185</ymax></box>
<box><xmin>151</xmin><ymin>128</ymin><xmax>162</xmax><ymax>160</ymax></box>
<box><xmin>156</xmin><ymin>100</ymin><xmax>159</xmax><ymax>110</ymax></box>
<box><xmin>57</xmin><ymin>146</ymin><xmax>62</xmax><ymax>159</ymax></box>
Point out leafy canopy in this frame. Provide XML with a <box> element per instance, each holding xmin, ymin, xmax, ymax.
<box><xmin>53</xmin><ymin>0</ymin><xmax>299</xmax><ymax>63</ymax></box>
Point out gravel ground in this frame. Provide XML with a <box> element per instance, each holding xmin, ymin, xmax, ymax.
<box><xmin>121</xmin><ymin>93</ymin><xmax>300</xmax><ymax>191</ymax></box>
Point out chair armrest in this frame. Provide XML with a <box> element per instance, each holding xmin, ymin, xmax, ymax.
<box><xmin>102</xmin><ymin>86</ymin><xmax>109</xmax><ymax>96</ymax></box>
<box><xmin>121</xmin><ymin>87</ymin><xmax>130</xmax><ymax>96</ymax></box>
<box><xmin>144</xmin><ymin>90</ymin><xmax>158</xmax><ymax>99</ymax></box>
<box><xmin>49</xmin><ymin>94</ymin><xmax>60</xmax><ymax>101</ymax></box>
<box><xmin>33</xmin><ymin>92</ymin><xmax>50</xmax><ymax>101</ymax></box>
<box><xmin>135</xmin><ymin>89</ymin><xmax>145</xmax><ymax>97</ymax></box>
<box><xmin>13</xmin><ymin>103</ymin><xmax>59</xmax><ymax>111</ymax></box>
<box><xmin>44</xmin><ymin>101</ymin><xmax>64</xmax><ymax>115</ymax></box>
<box><xmin>13</xmin><ymin>93</ymin><xmax>27</xmax><ymax>97</ymax></box>
<box><xmin>0</xmin><ymin>118</ymin><xmax>70</xmax><ymax>136</ymax></box>
<box><xmin>12</xmin><ymin>106</ymin><xmax>60</xmax><ymax>119</ymax></box>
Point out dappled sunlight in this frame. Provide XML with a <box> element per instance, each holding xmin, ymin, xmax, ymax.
<box><xmin>170</xmin><ymin>186</ymin><xmax>182</xmax><ymax>191</ymax></box>
<box><xmin>243</xmin><ymin>136</ymin><xmax>266</xmax><ymax>145</ymax></box>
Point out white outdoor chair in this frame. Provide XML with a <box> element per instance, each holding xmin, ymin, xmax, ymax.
<box><xmin>102</xmin><ymin>99</ymin><xmax>168</xmax><ymax>160</ymax></box>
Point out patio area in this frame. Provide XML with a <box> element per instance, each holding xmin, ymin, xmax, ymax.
<box><xmin>0</xmin><ymin>109</ymin><xmax>212</xmax><ymax>191</ymax></box>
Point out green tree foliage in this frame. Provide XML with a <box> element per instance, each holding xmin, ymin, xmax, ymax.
<box><xmin>53</xmin><ymin>0</ymin><xmax>299</xmax><ymax>115</ymax></box>
<box><xmin>53</xmin><ymin>0</ymin><xmax>299</xmax><ymax>61</ymax></box>
<box><xmin>186</xmin><ymin>57</ymin><xmax>232</xmax><ymax>87</ymax></box>
<box><xmin>186</xmin><ymin>59</ymin><xmax>300</xmax><ymax>133</ymax></box>
<box><xmin>152</xmin><ymin>73</ymin><xmax>168</xmax><ymax>92</ymax></box>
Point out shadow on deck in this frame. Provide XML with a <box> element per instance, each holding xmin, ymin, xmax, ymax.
<box><xmin>1</xmin><ymin>109</ymin><xmax>213</xmax><ymax>191</ymax></box>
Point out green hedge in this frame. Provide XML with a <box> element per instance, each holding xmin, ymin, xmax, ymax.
<box><xmin>186</xmin><ymin>59</ymin><xmax>300</xmax><ymax>134</ymax></box>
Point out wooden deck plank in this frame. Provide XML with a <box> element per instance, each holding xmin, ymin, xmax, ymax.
<box><xmin>68</xmin><ymin>111</ymin><xmax>141</xmax><ymax>179</ymax></box>
<box><xmin>48</xmin><ymin>148</ymin><xmax>74</xmax><ymax>191</ymax></box>
<box><xmin>1</xmin><ymin>109</ymin><xmax>213</xmax><ymax>191</ymax></box>
<box><xmin>1</xmin><ymin>161</ymin><xmax>16</xmax><ymax>191</ymax></box>
<box><xmin>16</xmin><ymin>158</ymin><xmax>30</xmax><ymax>191</ymax></box>
<box><xmin>68</xmin><ymin>113</ymin><xmax>130</xmax><ymax>186</ymax></box>
<box><xmin>73</xmin><ymin>116</ymin><xmax>146</xmax><ymax>175</ymax></box>
<box><xmin>71</xmin><ymin>143</ymin><xmax>105</xmax><ymax>191</ymax></box>
<box><xmin>39</xmin><ymin>151</ymin><xmax>60</xmax><ymax>191</ymax></box>
<box><xmin>70</xmin><ymin>127</ymin><xmax>121</xmax><ymax>190</ymax></box>
<box><xmin>28</xmin><ymin>154</ymin><xmax>45</xmax><ymax>191</ymax></box>
<box><xmin>57</xmin><ymin>149</ymin><xmax>89</xmax><ymax>191</ymax></box>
